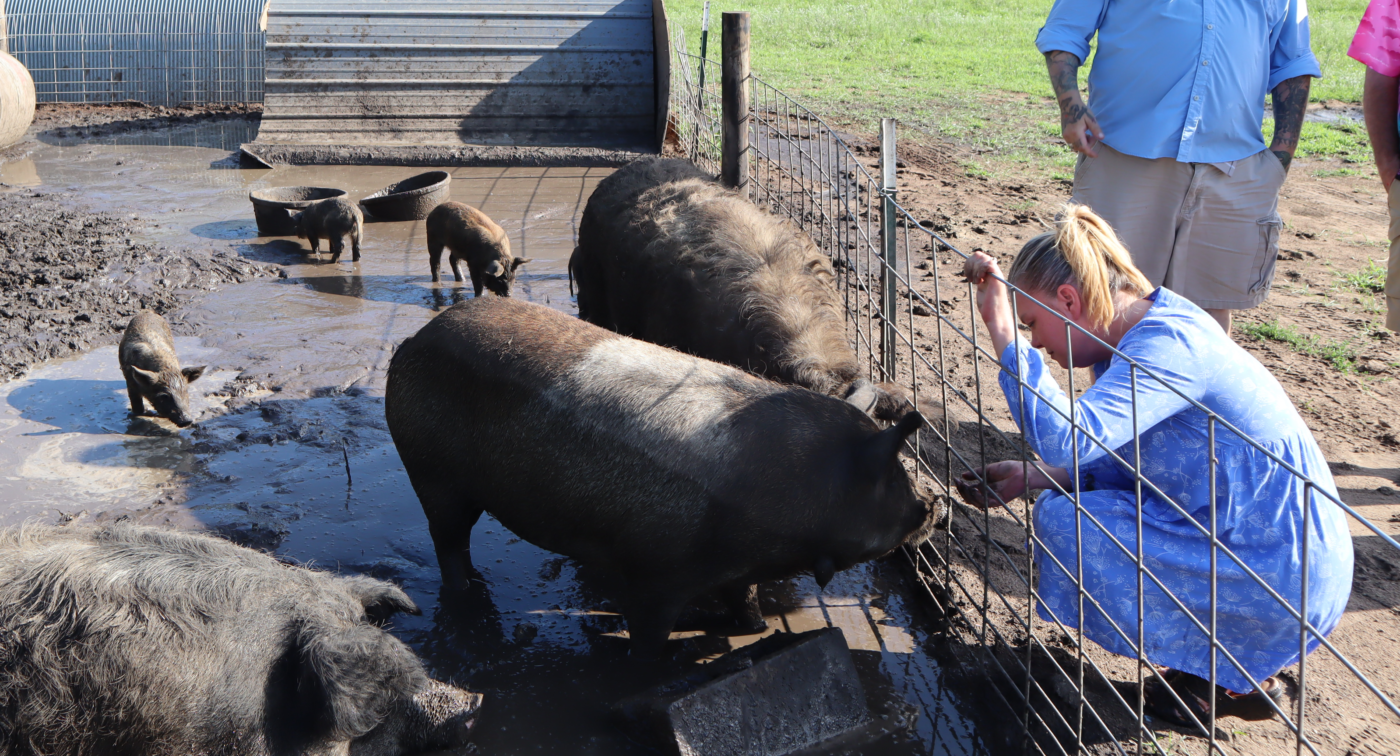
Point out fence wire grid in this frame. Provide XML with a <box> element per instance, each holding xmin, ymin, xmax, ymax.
<box><xmin>669</xmin><ymin>31</ymin><xmax>1394</xmax><ymax>756</ymax></box>
<box><xmin>3</xmin><ymin>7</ymin><xmax>265</xmax><ymax>106</ymax></box>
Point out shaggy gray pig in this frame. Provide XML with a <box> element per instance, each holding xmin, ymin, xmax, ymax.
<box><xmin>385</xmin><ymin>296</ymin><xmax>934</xmax><ymax>659</ymax></box>
<box><xmin>295</xmin><ymin>196</ymin><xmax>364</xmax><ymax>263</ymax></box>
<box><xmin>118</xmin><ymin>310</ymin><xmax>205</xmax><ymax>427</ymax></box>
<box><xmin>425</xmin><ymin>201</ymin><xmax>530</xmax><ymax>296</ymax></box>
<box><xmin>569</xmin><ymin>158</ymin><xmax>914</xmax><ymax>420</ymax></box>
<box><xmin>0</xmin><ymin>524</ymin><xmax>481</xmax><ymax>756</ymax></box>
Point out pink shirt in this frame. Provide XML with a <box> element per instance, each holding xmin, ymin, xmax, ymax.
<box><xmin>1350</xmin><ymin>0</ymin><xmax>1400</xmax><ymax>77</ymax></box>
<box><xmin>1351</xmin><ymin>0</ymin><xmax>1400</xmax><ymax>129</ymax></box>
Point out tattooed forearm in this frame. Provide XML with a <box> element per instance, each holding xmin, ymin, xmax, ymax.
<box><xmin>1045</xmin><ymin>50</ymin><xmax>1083</xmax><ymax>109</ymax></box>
<box><xmin>1045</xmin><ymin>50</ymin><xmax>1101</xmax><ymax>154</ymax></box>
<box><xmin>1269</xmin><ymin>74</ymin><xmax>1312</xmax><ymax>171</ymax></box>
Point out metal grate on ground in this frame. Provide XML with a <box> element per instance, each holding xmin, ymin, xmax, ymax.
<box><xmin>2</xmin><ymin>0</ymin><xmax>265</xmax><ymax>106</ymax></box>
<box><xmin>669</xmin><ymin>25</ymin><xmax>1397</xmax><ymax>756</ymax></box>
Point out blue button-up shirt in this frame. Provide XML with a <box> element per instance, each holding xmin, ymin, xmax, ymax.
<box><xmin>1036</xmin><ymin>0</ymin><xmax>1322</xmax><ymax>163</ymax></box>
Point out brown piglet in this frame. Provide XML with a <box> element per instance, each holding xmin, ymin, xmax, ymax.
<box><xmin>118</xmin><ymin>311</ymin><xmax>205</xmax><ymax>427</ymax></box>
<box><xmin>425</xmin><ymin>201</ymin><xmax>530</xmax><ymax>296</ymax></box>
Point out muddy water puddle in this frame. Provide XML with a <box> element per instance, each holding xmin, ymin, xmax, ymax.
<box><xmin>0</xmin><ymin>124</ymin><xmax>986</xmax><ymax>755</ymax></box>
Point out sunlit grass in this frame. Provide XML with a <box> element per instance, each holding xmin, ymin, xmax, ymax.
<box><xmin>1237</xmin><ymin>319</ymin><xmax>1361</xmax><ymax>372</ymax></box>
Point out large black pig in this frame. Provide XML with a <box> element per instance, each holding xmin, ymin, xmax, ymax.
<box><xmin>569</xmin><ymin>158</ymin><xmax>913</xmax><ymax>420</ymax></box>
<box><xmin>0</xmin><ymin>524</ymin><xmax>481</xmax><ymax>756</ymax></box>
<box><xmin>385</xmin><ymin>296</ymin><xmax>935</xmax><ymax>659</ymax></box>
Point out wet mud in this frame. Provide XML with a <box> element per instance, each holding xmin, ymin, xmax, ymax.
<box><xmin>0</xmin><ymin>116</ymin><xmax>987</xmax><ymax>755</ymax></box>
<box><xmin>0</xmin><ymin>190</ymin><xmax>275</xmax><ymax>380</ymax></box>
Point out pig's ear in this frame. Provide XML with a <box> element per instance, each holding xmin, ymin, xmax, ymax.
<box><xmin>511</xmin><ymin>257</ymin><xmax>532</xmax><ymax>271</ymax></box>
<box><xmin>297</xmin><ymin>622</ymin><xmax>429</xmax><ymax>741</ymax></box>
<box><xmin>843</xmin><ymin>379</ymin><xmax>878</xmax><ymax>414</ymax></box>
<box><xmin>129</xmin><ymin>366</ymin><xmax>161</xmax><ymax>390</ymax></box>
<box><xmin>342</xmin><ymin>575</ymin><xmax>422</xmax><ymax>624</ymax></box>
<box><xmin>181</xmin><ymin>365</ymin><xmax>206</xmax><ymax>384</ymax></box>
<box><xmin>485</xmin><ymin>260</ymin><xmax>505</xmax><ymax>278</ymax></box>
<box><xmin>856</xmin><ymin>411</ymin><xmax>924</xmax><ymax>480</ymax></box>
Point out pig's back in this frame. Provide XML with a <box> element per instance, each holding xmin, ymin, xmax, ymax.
<box><xmin>119</xmin><ymin>311</ymin><xmax>175</xmax><ymax>370</ymax></box>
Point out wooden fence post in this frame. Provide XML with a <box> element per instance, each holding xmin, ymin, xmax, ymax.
<box><xmin>721</xmin><ymin>11</ymin><xmax>749</xmax><ymax>192</ymax></box>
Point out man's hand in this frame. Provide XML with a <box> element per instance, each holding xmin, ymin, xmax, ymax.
<box><xmin>1046</xmin><ymin>51</ymin><xmax>1104</xmax><ymax>157</ymax></box>
<box><xmin>1268</xmin><ymin>75</ymin><xmax>1312</xmax><ymax>177</ymax></box>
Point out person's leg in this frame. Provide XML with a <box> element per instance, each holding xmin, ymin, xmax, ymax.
<box><xmin>1071</xmin><ymin>142</ymin><xmax>1194</xmax><ymax>287</ymax></box>
<box><xmin>1168</xmin><ymin>150</ymin><xmax>1289</xmax><ymax>332</ymax></box>
<box><xmin>1387</xmin><ymin>180</ymin><xmax>1400</xmax><ymax>332</ymax></box>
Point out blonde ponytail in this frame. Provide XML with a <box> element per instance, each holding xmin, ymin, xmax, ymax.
<box><xmin>1007</xmin><ymin>203</ymin><xmax>1152</xmax><ymax>330</ymax></box>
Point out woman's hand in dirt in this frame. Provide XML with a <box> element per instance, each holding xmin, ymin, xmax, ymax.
<box><xmin>955</xmin><ymin>461</ymin><xmax>1067</xmax><ymax>509</ymax></box>
<box><xmin>962</xmin><ymin>252</ymin><xmax>1017</xmax><ymax>358</ymax></box>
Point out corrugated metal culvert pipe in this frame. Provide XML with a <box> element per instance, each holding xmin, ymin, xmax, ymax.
<box><xmin>0</xmin><ymin>50</ymin><xmax>35</xmax><ymax>148</ymax></box>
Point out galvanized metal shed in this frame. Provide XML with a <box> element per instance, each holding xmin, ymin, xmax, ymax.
<box><xmin>254</xmin><ymin>0</ymin><xmax>668</xmax><ymax>154</ymax></box>
<box><xmin>1</xmin><ymin>0</ymin><xmax>266</xmax><ymax>105</ymax></box>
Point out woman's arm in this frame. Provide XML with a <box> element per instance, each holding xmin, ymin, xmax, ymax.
<box><xmin>1364</xmin><ymin>67</ymin><xmax>1400</xmax><ymax>190</ymax></box>
<box><xmin>999</xmin><ymin>333</ymin><xmax>1199</xmax><ymax>470</ymax></box>
<box><xmin>963</xmin><ymin>252</ymin><xmax>1017</xmax><ymax>357</ymax></box>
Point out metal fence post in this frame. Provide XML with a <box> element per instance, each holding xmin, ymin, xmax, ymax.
<box><xmin>721</xmin><ymin>11</ymin><xmax>749</xmax><ymax>192</ymax></box>
<box><xmin>878</xmin><ymin>117</ymin><xmax>898</xmax><ymax>379</ymax></box>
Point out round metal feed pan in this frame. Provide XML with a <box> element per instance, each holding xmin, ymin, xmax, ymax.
<box><xmin>249</xmin><ymin>186</ymin><xmax>347</xmax><ymax>236</ymax></box>
<box><xmin>358</xmin><ymin>171</ymin><xmax>451</xmax><ymax>222</ymax></box>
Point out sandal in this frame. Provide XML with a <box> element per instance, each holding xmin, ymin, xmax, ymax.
<box><xmin>1143</xmin><ymin>670</ymin><xmax>1284</xmax><ymax>729</ymax></box>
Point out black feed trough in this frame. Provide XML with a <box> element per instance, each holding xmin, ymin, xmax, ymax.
<box><xmin>249</xmin><ymin>186</ymin><xmax>346</xmax><ymax>236</ymax></box>
<box><xmin>359</xmin><ymin>171</ymin><xmax>451</xmax><ymax>222</ymax></box>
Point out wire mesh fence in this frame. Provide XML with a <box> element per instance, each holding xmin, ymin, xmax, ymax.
<box><xmin>669</xmin><ymin>30</ymin><xmax>1391</xmax><ymax>756</ymax></box>
<box><xmin>3</xmin><ymin>3</ymin><xmax>265</xmax><ymax>106</ymax></box>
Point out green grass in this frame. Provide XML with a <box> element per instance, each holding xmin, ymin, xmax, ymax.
<box><xmin>1314</xmin><ymin>166</ymin><xmax>1362</xmax><ymax>177</ymax></box>
<box><xmin>1237</xmin><ymin>319</ymin><xmax>1361</xmax><ymax>372</ymax></box>
<box><xmin>666</xmin><ymin>1</ymin><xmax>1372</xmax><ymax>161</ymax></box>
<box><xmin>1339</xmin><ymin>259</ymin><xmax>1387</xmax><ymax>293</ymax></box>
<box><xmin>668</xmin><ymin>1</ymin><xmax>1369</xmax><ymax>105</ymax></box>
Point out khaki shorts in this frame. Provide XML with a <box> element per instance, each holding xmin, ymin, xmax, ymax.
<box><xmin>1071</xmin><ymin>143</ymin><xmax>1287</xmax><ymax>311</ymax></box>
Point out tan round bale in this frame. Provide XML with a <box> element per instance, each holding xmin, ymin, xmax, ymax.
<box><xmin>0</xmin><ymin>51</ymin><xmax>36</xmax><ymax>149</ymax></box>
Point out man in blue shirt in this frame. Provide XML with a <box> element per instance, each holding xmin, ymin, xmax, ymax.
<box><xmin>1037</xmin><ymin>0</ymin><xmax>1320</xmax><ymax>333</ymax></box>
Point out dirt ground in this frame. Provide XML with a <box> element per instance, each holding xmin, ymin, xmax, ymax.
<box><xmin>28</xmin><ymin>101</ymin><xmax>261</xmax><ymax>140</ymax></box>
<box><xmin>0</xmin><ymin>189</ymin><xmax>275</xmax><ymax>381</ymax></box>
<box><xmin>840</xmin><ymin>125</ymin><xmax>1400</xmax><ymax>754</ymax></box>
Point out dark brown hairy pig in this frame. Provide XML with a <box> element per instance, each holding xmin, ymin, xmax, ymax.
<box><xmin>425</xmin><ymin>201</ymin><xmax>530</xmax><ymax>296</ymax></box>
<box><xmin>0</xmin><ymin>524</ymin><xmax>482</xmax><ymax>756</ymax></box>
<box><xmin>295</xmin><ymin>196</ymin><xmax>364</xmax><ymax>263</ymax></box>
<box><xmin>570</xmin><ymin>158</ymin><xmax>913</xmax><ymax>419</ymax></box>
<box><xmin>385</xmin><ymin>296</ymin><xmax>934</xmax><ymax>659</ymax></box>
<box><xmin>119</xmin><ymin>310</ymin><xmax>205</xmax><ymax>427</ymax></box>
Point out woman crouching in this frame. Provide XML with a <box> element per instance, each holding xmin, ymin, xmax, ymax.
<box><xmin>959</xmin><ymin>204</ymin><xmax>1353</xmax><ymax>727</ymax></box>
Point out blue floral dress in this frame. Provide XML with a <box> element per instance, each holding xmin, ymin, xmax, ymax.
<box><xmin>998</xmin><ymin>288</ymin><xmax>1353</xmax><ymax>693</ymax></box>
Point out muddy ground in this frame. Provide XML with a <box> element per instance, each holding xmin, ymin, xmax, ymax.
<box><xmin>0</xmin><ymin>190</ymin><xmax>274</xmax><ymax>381</ymax></box>
<box><xmin>0</xmin><ymin>106</ymin><xmax>985</xmax><ymax>756</ymax></box>
<box><xmin>837</xmin><ymin>125</ymin><xmax>1400</xmax><ymax>755</ymax></box>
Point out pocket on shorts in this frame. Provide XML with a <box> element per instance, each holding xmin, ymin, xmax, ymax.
<box><xmin>1250</xmin><ymin>213</ymin><xmax>1284</xmax><ymax>295</ymax></box>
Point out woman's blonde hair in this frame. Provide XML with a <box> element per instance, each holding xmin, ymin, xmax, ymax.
<box><xmin>1006</xmin><ymin>203</ymin><xmax>1152</xmax><ymax>330</ymax></box>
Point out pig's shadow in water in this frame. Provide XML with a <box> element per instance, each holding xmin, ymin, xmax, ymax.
<box><xmin>8</xmin><ymin>379</ymin><xmax>145</xmax><ymax>436</ymax></box>
<box><xmin>6</xmin><ymin>378</ymin><xmax>194</xmax><ymax>469</ymax></box>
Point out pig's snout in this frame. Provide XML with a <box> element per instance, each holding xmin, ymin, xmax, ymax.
<box><xmin>903</xmin><ymin>494</ymin><xmax>944</xmax><ymax>547</ymax></box>
<box><xmin>414</xmin><ymin>681</ymin><xmax>483</xmax><ymax>749</ymax></box>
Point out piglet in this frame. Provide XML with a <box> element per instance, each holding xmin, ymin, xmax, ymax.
<box><xmin>295</xmin><ymin>196</ymin><xmax>364</xmax><ymax>263</ymax></box>
<box><xmin>426</xmin><ymin>201</ymin><xmax>530</xmax><ymax>296</ymax></box>
<box><xmin>119</xmin><ymin>310</ymin><xmax>205</xmax><ymax>427</ymax></box>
